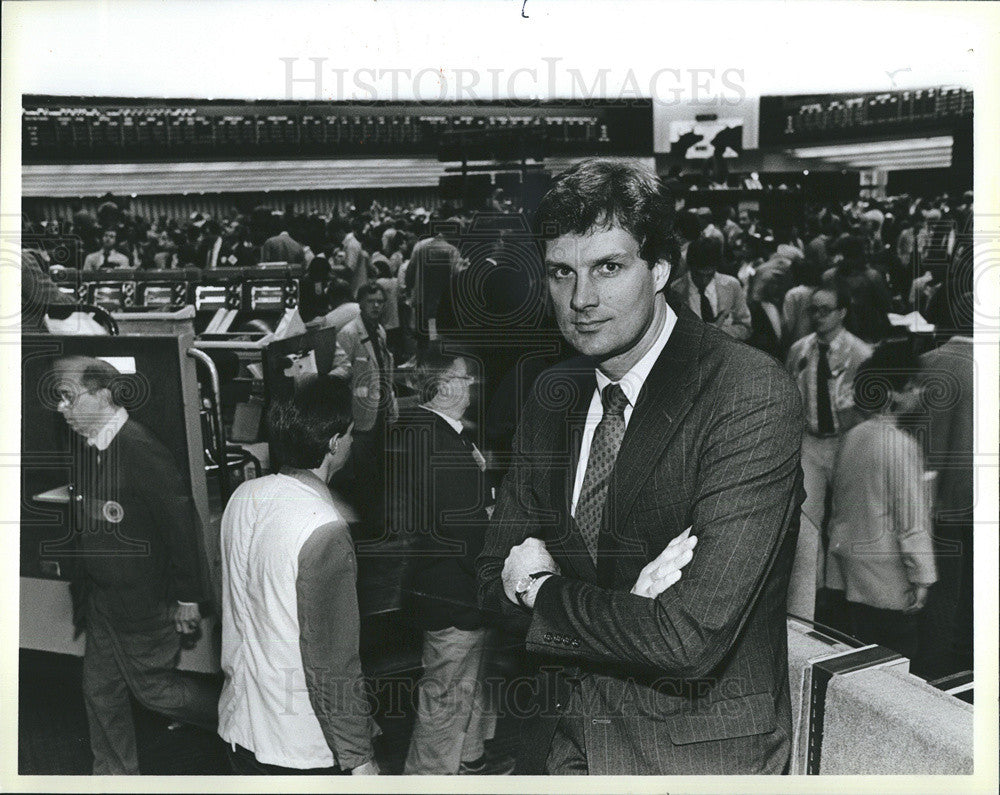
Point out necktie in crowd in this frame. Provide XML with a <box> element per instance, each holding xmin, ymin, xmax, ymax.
<box><xmin>699</xmin><ymin>288</ymin><xmax>715</xmax><ymax>323</ymax></box>
<box><xmin>816</xmin><ymin>342</ymin><xmax>836</xmax><ymax>434</ymax></box>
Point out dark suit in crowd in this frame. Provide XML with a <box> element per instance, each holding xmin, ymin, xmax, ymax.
<box><xmin>390</xmin><ymin>403</ymin><xmax>499</xmax><ymax>774</ymax></box>
<box><xmin>261</xmin><ymin>231</ymin><xmax>306</xmax><ymax>264</ymax></box>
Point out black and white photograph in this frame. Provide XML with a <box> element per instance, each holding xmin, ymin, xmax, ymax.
<box><xmin>2</xmin><ymin>1</ymin><xmax>998</xmax><ymax>792</ymax></box>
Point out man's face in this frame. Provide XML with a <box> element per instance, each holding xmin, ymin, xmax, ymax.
<box><xmin>102</xmin><ymin>231</ymin><xmax>117</xmax><ymax>250</ymax></box>
<box><xmin>359</xmin><ymin>290</ymin><xmax>386</xmax><ymax>325</ymax></box>
<box><xmin>52</xmin><ymin>370</ymin><xmax>112</xmax><ymax>438</ymax></box>
<box><xmin>690</xmin><ymin>265</ymin><xmax>716</xmax><ymax>292</ymax></box>
<box><xmin>545</xmin><ymin>225</ymin><xmax>669</xmax><ymax>364</ymax></box>
<box><xmin>436</xmin><ymin>357</ymin><xmax>474</xmax><ymax>417</ymax></box>
<box><xmin>808</xmin><ymin>289</ymin><xmax>845</xmax><ymax>336</ymax></box>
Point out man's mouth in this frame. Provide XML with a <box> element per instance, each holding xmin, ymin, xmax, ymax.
<box><xmin>572</xmin><ymin>319</ymin><xmax>608</xmax><ymax>332</ymax></box>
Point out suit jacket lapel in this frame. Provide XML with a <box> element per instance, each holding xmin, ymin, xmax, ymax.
<box><xmin>596</xmin><ymin>310</ymin><xmax>704</xmax><ymax>585</ymax></box>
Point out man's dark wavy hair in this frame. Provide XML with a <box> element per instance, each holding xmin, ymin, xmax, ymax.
<box><xmin>535</xmin><ymin>159</ymin><xmax>675</xmax><ymax>267</ymax></box>
<box><xmin>267</xmin><ymin>374</ymin><xmax>353</xmax><ymax>469</ymax></box>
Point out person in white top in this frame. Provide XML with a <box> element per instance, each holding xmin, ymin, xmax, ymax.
<box><xmin>82</xmin><ymin>228</ymin><xmax>132</xmax><ymax>270</ymax></box>
<box><xmin>218</xmin><ymin>375</ymin><xmax>379</xmax><ymax>775</ymax></box>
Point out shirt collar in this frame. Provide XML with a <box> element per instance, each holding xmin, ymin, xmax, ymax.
<box><xmin>420</xmin><ymin>405</ymin><xmax>464</xmax><ymax>435</ymax></box>
<box><xmin>87</xmin><ymin>407</ymin><xmax>128</xmax><ymax>451</ymax></box>
<box><xmin>816</xmin><ymin>327</ymin><xmax>847</xmax><ymax>352</ymax></box>
<box><xmin>594</xmin><ymin>301</ymin><xmax>677</xmax><ymax>408</ymax></box>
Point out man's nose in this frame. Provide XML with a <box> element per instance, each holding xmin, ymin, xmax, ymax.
<box><xmin>569</xmin><ymin>274</ymin><xmax>598</xmax><ymax>312</ymax></box>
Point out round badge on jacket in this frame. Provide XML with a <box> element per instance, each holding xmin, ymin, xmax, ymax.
<box><xmin>102</xmin><ymin>500</ymin><xmax>125</xmax><ymax>524</ymax></box>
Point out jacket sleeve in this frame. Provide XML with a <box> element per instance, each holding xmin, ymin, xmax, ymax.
<box><xmin>143</xmin><ymin>437</ymin><xmax>205</xmax><ymax>603</ymax></box>
<box><xmin>330</xmin><ymin>329</ymin><xmax>353</xmax><ymax>379</ymax></box>
<box><xmin>889</xmin><ymin>433</ymin><xmax>937</xmax><ymax>587</ymax></box>
<box><xmin>476</xmin><ymin>390</ymin><xmax>548</xmax><ymax>621</ymax></box>
<box><xmin>525</xmin><ymin>365</ymin><xmax>804</xmax><ymax>680</ymax></box>
<box><xmin>22</xmin><ymin>250</ymin><xmax>74</xmax><ymax>313</ymax></box>
<box><xmin>728</xmin><ymin>280</ymin><xmax>753</xmax><ymax>341</ymax></box>
<box><xmin>261</xmin><ymin>239</ymin><xmax>275</xmax><ymax>262</ymax></box>
<box><xmin>781</xmin><ymin>292</ymin><xmax>798</xmax><ymax>338</ymax></box>
<box><xmin>785</xmin><ymin>339</ymin><xmax>801</xmax><ymax>377</ymax></box>
<box><xmin>345</xmin><ymin>239</ymin><xmax>363</xmax><ymax>283</ymax></box>
<box><xmin>296</xmin><ymin>522</ymin><xmax>377</xmax><ymax>770</ymax></box>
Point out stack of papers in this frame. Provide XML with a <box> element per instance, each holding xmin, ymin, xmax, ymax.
<box><xmin>888</xmin><ymin>311</ymin><xmax>935</xmax><ymax>333</ymax></box>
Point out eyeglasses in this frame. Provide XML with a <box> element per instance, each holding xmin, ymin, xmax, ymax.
<box><xmin>55</xmin><ymin>388</ymin><xmax>93</xmax><ymax>408</ymax></box>
<box><xmin>807</xmin><ymin>305</ymin><xmax>838</xmax><ymax>317</ymax></box>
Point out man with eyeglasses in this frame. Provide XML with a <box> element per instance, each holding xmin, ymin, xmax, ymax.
<box><xmin>49</xmin><ymin>356</ymin><xmax>217</xmax><ymax>774</ymax></box>
<box><xmin>390</xmin><ymin>346</ymin><xmax>510</xmax><ymax>774</ymax></box>
<box><xmin>785</xmin><ymin>286</ymin><xmax>873</xmax><ymax>620</ymax></box>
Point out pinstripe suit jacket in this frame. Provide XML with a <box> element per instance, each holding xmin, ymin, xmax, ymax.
<box><xmin>477</xmin><ymin>307</ymin><xmax>805</xmax><ymax>774</ymax></box>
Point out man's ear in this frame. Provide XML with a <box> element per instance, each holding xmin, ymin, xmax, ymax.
<box><xmin>652</xmin><ymin>259</ymin><xmax>671</xmax><ymax>293</ymax></box>
<box><xmin>95</xmin><ymin>387</ymin><xmax>115</xmax><ymax>410</ymax></box>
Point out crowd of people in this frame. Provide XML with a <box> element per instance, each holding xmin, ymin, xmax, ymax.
<box><xmin>29</xmin><ymin>167</ymin><xmax>974</xmax><ymax>776</ymax></box>
<box><xmin>25</xmin><ymin>183</ymin><xmax>974</xmax><ymax>353</ymax></box>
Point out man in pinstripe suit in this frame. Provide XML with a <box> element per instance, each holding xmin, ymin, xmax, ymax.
<box><xmin>477</xmin><ymin>160</ymin><xmax>805</xmax><ymax>775</ymax></box>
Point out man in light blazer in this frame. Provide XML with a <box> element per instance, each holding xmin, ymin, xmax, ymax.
<box><xmin>477</xmin><ymin>160</ymin><xmax>805</xmax><ymax>775</ymax></box>
<box><xmin>668</xmin><ymin>234</ymin><xmax>752</xmax><ymax>340</ymax></box>
<box><xmin>332</xmin><ymin>283</ymin><xmax>397</xmax><ymax>526</ymax></box>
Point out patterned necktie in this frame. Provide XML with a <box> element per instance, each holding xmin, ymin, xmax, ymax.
<box><xmin>816</xmin><ymin>342</ymin><xmax>836</xmax><ymax>434</ymax></box>
<box><xmin>699</xmin><ymin>287</ymin><xmax>715</xmax><ymax>323</ymax></box>
<box><xmin>575</xmin><ymin>383</ymin><xmax>630</xmax><ymax>562</ymax></box>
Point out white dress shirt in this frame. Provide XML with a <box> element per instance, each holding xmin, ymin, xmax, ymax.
<box><xmin>570</xmin><ymin>301</ymin><xmax>677</xmax><ymax>515</ymax></box>
<box><xmin>682</xmin><ymin>273</ymin><xmax>718</xmax><ymax>319</ymax></box>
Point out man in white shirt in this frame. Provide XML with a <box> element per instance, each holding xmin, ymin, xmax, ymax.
<box><xmin>83</xmin><ymin>229</ymin><xmax>131</xmax><ymax>270</ymax></box>
<box><xmin>669</xmin><ymin>235</ymin><xmax>752</xmax><ymax>340</ymax></box>
<box><xmin>785</xmin><ymin>287</ymin><xmax>873</xmax><ymax>620</ymax></box>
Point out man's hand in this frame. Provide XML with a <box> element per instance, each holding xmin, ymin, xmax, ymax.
<box><xmin>173</xmin><ymin>602</ymin><xmax>201</xmax><ymax>634</ymax></box>
<box><xmin>351</xmin><ymin>759</ymin><xmax>379</xmax><ymax>775</ymax></box>
<box><xmin>903</xmin><ymin>584</ymin><xmax>931</xmax><ymax>614</ymax></box>
<box><xmin>631</xmin><ymin>529</ymin><xmax>698</xmax><ymax>599</ymax></box>
<box><xmin>502</xmin><ymin>537</ymin><xmax>559</xmax><ymax>606</ymax></box>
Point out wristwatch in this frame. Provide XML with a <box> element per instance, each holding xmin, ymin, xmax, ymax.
<box><xmin>515</xmin><ymin>570</ymin><xmax>556</xmax><ymax>607</ymax></box>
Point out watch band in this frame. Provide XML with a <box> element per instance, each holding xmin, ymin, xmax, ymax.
<box><xmin>515</xmin><ymin>570</ymin><xmax>556</xmax><ymax>607</ymax></box>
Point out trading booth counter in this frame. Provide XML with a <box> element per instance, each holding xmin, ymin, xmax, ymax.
<box><xmin>111</xmin><ymin>304</ymin><xmax>196</xmax><ymax>336</ymax></box>
<box><xmin>48</xmin><ymin>265</ymin><xmax>303</xmax><ymax>334</ymax></box>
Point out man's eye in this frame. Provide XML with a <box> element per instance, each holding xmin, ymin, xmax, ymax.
<box><xmin>548</xmin><ymin>266</ymin><xmax>572</xmax><ymax>279</ymax></box>
<box><xmin>599</xmin><ymin>261</ymin><xmax>622</xmax><ymax>274</ymax></box>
